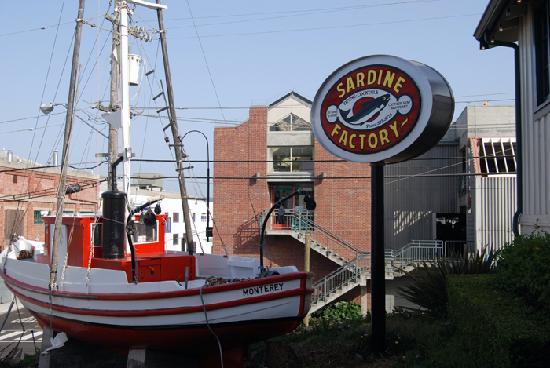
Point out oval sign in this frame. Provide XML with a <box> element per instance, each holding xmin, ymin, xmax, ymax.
<box><xmin>311</xmin><ymin>55</ymin><xmax>454</xmax><ymax>163</ymax></box>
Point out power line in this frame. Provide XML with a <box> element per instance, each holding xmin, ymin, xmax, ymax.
<box><xmin>26</xmin><ymin>2</ymin><xmax>66</xmax><ymax>166</ymax></box>
<box><xmin>167</xmin><ymin>0</ymin><xmax>441</xmax><ymax>23</ymax></box>
<box><xmin>0</xmin><ymin>160</ymin><xmax>106</xmax><ymax>174</ymax></box>
<box><xmin>130</xmin><ymin>155</ymin><xmax>515</xmax><ymax>164</ymax></box>
<box><xmin>167</xmin><ymin>0</ymin><xmax>441</xmax><ymax>31</ymax></box>
<box><xmin>0</xmin><ymin>111</ymin><xmax>68</xmax><ymax>125</ymax></box>
<box><xmin>133</xmin><ymin>98</ymin><xmax>513</xmax><ymax>112</ymax></box>
<box><xmin>129</xmin><ymin>172</ymin><xmax>516</xmax><ymax>180</ymax></box>
<box><xmin>0</xmin><ymin>15</ymin><xmax>102</xmax><ymax>38</ymax></box>
<box><xmin>184</xmin><ymin>0</ymin><xmax>227</xmax><ymax>123</ymax></box>
<box><xmin>175</xmin><ymin>12</ymin><xmax>481</xmax><ymax>39</ymax></box>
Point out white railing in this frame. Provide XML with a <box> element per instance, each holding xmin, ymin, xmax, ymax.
<box><xmin>264</xmin><ymin>208</ymin><xmax>314</xmax><ymax>232</ymax></box>
<box><xmin>311</xmin><ymin>253</ymin><xmax>367</xmax><ymax>306</ymax></box>
<box><xmin>390</xmin><ymin>240</ymin><xmax>445</xmax><ymax>263</ymax></box>
<box><xmin>264</xmin><ymin>207</ymin><xmax>465</xmax><ymax>311</ymax></box>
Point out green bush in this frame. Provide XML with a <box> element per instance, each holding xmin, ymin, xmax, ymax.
<box><xmin>443</xmin><ymin>274</ymin><xmax>550</xmax><ymax>368</ymax></box>
<box><xmin>398</xmin><ymin>251</ymin><xmax>495</xmax><ymax>318</ymax></box>
<box><xmin>496</xmin><ymin>233</ymin><xmax>550</xmax><ymax>310</ymax></box>
<box><xmin>399</xmin><ymin>263</ymin><xmax>449</xmax><ymax>318</ymax></box>
<box><xmin>308</xmin><ymin>301</ymin><xmax>363</xmax><ymax>329</ymax></box>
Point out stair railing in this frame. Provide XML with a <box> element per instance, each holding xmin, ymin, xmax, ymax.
<box><xmin>291</xmin><ymin>213</ymin><xmax>365</xmax><ymax>262</ymax></box>
<box><xmin>311</xmin><ymin>253</ymin><xmax>369</xmax><ymax>306</ymax></box>
<box><xmin>392</xmin><ymin>240</ymin><xmax>445</xmax><ymax>264</ymax></box>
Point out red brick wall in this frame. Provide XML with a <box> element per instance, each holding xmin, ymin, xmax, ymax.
<box><xmin>213</xmin><ymin>107</ymin><xmax>270</xmax><ymax>257</ymax></box>
<box><xmin>313</xmin><ymin>140</ymin><xmax>372</xmax><ymax>255</ymax></box>
<box><xmin>214</xmin><ymin>105</ymin><xmax>372</xmax><ymax>281</ymax></box>
<box><xmin>0</xmin><ymin>167</ymin><xmax>99</xmax><ymax>248</ymax></box>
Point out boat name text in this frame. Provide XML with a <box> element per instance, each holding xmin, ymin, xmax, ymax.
<box><xmin>243</xmin><ymin>282</ymin><xmax>284</xmax><ymax>296</ymax></box>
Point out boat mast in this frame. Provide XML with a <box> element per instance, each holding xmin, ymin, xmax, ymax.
<box><xmin>119</xmin><ymin>0</ymin><xmax>132</xmax><ymax>194</ymax></box>
<box><xmin>108</xmin><ymin>3</ymin><xmax>120</xmax><ymax>189</ymax></box>
<box><xmin>50</xmin><ymin>0</ymin><xmax>86</xmax><ymax>288</ymax></box>
<box><xmin>155</xmin><ymin>0</ymin><xmax>195</xmax><ymax>254</ymax></box>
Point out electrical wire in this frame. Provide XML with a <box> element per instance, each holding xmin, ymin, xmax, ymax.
<box><xmin>132</xmin><ymin>99</ymin><xmax>513</xmax><ymax>113</ymax></box>
<box><xmin>34</xmin><ymin>34</ymin><xmax>75</xmax><ymax>162</ymax></box>
<box><xmin>130</xmin><ymin>155</ymin><xmax>515</xmax><ymax>163</ymax></box>
<box><xmin>26</xmin><ymin>2</ymin><xmax>65</xmax><ymax>165</ymax></box>
<box><xmin>167</xmin><ymin>0</ymin><xmax>441</xmax><ymax>23</ymax></box>
<box><xmin>176</xmin><ymin>12</ymin><xmax>481</xmax><ymax>39</ymax></box>
<box><xmin>175</xmin><ymin>1</ymin><xmax>440</xmax><ymax>30</ymax></box>
<box><xmin>184</xmin><ymin>0</ymin><xmax>227</xmax><ymax>123</ymax></box>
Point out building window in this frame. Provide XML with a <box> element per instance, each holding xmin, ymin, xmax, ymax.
<box><xmin>270</xmin><ymin>113</ymin><xmax>310</xmax><ymax>131</ymax></box>
<box><xmin>270</xmin><ymin>146</ymin><xmax>313</xmax><ymax>172</ymax></box>
<box><xmin>200</xmin><ymin>213</ymin><xmax>208</xmax><ymax>222</ymax></box>
<box><xmin>165</xmin><ymin>217</ymin><xmax>172</xmax><ymax>233</ymax></box>
<box><xmin>173</xmin><ymin>212</ymin><xmax>179</xmax><ymax>223</ymax></box>
<box><xmin>33</xmin><ymin>210</ymin><xmax>43</xmax><ymax>224</ymax></box>
<box><xmin>173</xmin><ymin>233</ymin><xmax>179</xmax><ymax>246</ymax></box>
<box><xmin>535</xmin><ymin>0</ymin><xmax>550</xmax><ymax>105</ymax></box>
<box><xmin>12</xmin><ymin>175</ymin><xmax>17</xmax><ymax>184</ymax></box>
<box><xmin>478</xmin><ymin>138</ymin><xmax>516</xmax><ymax>174</ymax></box>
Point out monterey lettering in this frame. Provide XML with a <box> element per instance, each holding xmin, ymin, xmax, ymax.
<box><xmin>242</xmin><ymin>282</ymin><xmax>284</xmax><ymax>296</ymax></box>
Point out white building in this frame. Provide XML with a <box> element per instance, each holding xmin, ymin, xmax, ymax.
<box><xmin>128</xmin><ymin>188</ymin><xmax>213</xmax><ymax>254</ymax></box>
<box><xmin>456</xmin><ymin>106</ymin><xmax>517</xmax><ymax>252</ymax></box>
<box><xmin>476</xmin><ymin>1</ymin><xmax>550</xmax><ymax>234</ymax></box>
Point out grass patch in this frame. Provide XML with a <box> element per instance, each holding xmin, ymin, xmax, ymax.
<box><xmin>247</xmin><ymin>275</ymin><xmax>550</xmax><ymax>368</ymax></box>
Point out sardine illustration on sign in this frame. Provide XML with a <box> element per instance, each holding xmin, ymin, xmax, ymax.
<box><xmin>339</xmin><ymin>94</ymin><xmax>391</xmax><ymax>125</ymax></box>
<box><xmin>326</xmin><ymin>87</ymin><xmax>414</xmax><ymax>131</ymax></box>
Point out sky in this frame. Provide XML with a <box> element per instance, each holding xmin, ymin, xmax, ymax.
<box><xmin>0</xmin><ymin>0</ymin><xmax>514</xmax><ymax>197</ymax></box>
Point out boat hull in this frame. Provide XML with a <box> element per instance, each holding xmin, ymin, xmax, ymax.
<box><xmin>2</xmin><ymin>257</ymin><xmax>311</xmax><ymax>349</ymax></box>
<box><xmin>32</xmin><ymin>313</ymin><xmax>302</xmax><ymax>349</ymax></box>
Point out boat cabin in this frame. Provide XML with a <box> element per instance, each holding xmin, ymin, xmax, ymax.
<box><xmin>40</xmin><ymin>214</ymin><xmax>196</xmax><ymax>283</ymax></box>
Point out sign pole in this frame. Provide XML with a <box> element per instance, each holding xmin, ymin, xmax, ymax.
<box><xmin>370</xmin><ymin>161</ymin><xmax>385</xmax><ymax>353</ymax></box>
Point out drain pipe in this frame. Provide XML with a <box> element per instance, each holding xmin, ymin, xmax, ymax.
<box><xmin>490</xmin><ymin>40</ymin><xmax>522</xmax><ymax>236</ymax></box>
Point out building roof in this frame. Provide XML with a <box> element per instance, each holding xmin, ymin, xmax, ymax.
<box><xmin>269</xmin><ymin>91</ymin><xmax>312</xmax><ymax>108</ymax></box>
<box><xmin>0</xmin><ymin>150</ymin><xmax>98</xmax><ymax>179</ymax></box>
<box><xmin>474</xmin><ymin>0</ymin><xmax>521</xmax><ymax>47</ymax></box>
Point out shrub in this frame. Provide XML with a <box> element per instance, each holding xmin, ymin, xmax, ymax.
<box><xmin>398</xmin><ymin>263</ymin><xmax>449</xmax><ymax>318</ymax></box>
<box><xmin>309</xmin><ymin>301</ymin><xmax>363</xmax><ymax>329</ymax></box>
<box><xmin>496</xmin><ymin>233</ymin><xmax>550</xmax><ymax>310</ymax></box>
<box><xmin>398</xmin><ymin>251</ymin><xmax>495</xmax><ymax>318</ymax></box>
<box><xmin>443</xmin><ymin>274</ymin><xmax>550</xmax><ymax>368</ymax></box>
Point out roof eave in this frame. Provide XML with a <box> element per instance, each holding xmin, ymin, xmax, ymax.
<box><xmin>474</xmin><ymin>0</ymin><xmax>509</xmax><ymax>41</ymax></box>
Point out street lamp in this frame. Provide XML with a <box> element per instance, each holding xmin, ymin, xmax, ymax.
<box><xmin>181</xmin><ymin>130</ymin><xmax>212</xmax><ymax>243</ymax></box>
<box><xmin>39</xmin><ymin>103</ymin><xmax>67</xmax><ymax>115</ymax></box>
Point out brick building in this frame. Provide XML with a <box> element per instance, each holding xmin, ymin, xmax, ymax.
<box><xmin>213</xmin><ymin>92</ymin><xmax>371</xmax><ymax>282</ymax></box>
<box><xmin>0</xmin><ymin>150</ymin><xmax>100</xmax><ymax>248</ymax></box>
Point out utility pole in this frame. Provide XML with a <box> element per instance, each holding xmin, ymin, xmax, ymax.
<box><xmin>50</xmin><ymin>0</ymin><xmax>86</xmax><ymax>288</ymax></box>
<box><xmin>155</xmin><ymin>0</ymin><xmax>195</xmax><ymax>254</ymax></box>
<box><xmin>108</xmin><ymin>3</ymin><xmax>120</xmax><ymax>188</ymax></box>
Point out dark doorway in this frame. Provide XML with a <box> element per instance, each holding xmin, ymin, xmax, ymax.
<box><xmin>435</xmin><ymin>212</ymin><xmax>466</xmax><ymax>257</ymax></box>
<box><xmin>269</xmin><ymin>183</ymin><xmax>313</xmax><ymax>229</ymax></box>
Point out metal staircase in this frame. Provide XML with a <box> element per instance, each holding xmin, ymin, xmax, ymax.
<box><xmin>263</xmin><ymin>210</ymin><xmax>448</xmax><ymax>314</ymax></box>
<box><xmin>287</xmin><ymin>214</ymin><xmax>373</xmax><ymax>314</ymax></box>
<box><xmin>309</xmin><ymin>253</ymin><xmax>368</xmax><ymax>314</ymax></box>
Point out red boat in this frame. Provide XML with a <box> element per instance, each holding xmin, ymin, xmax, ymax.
<box><xmin>1</xmin><ymin>211</ymin><xmax>311</xmax><ymax>356</ymax></box>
